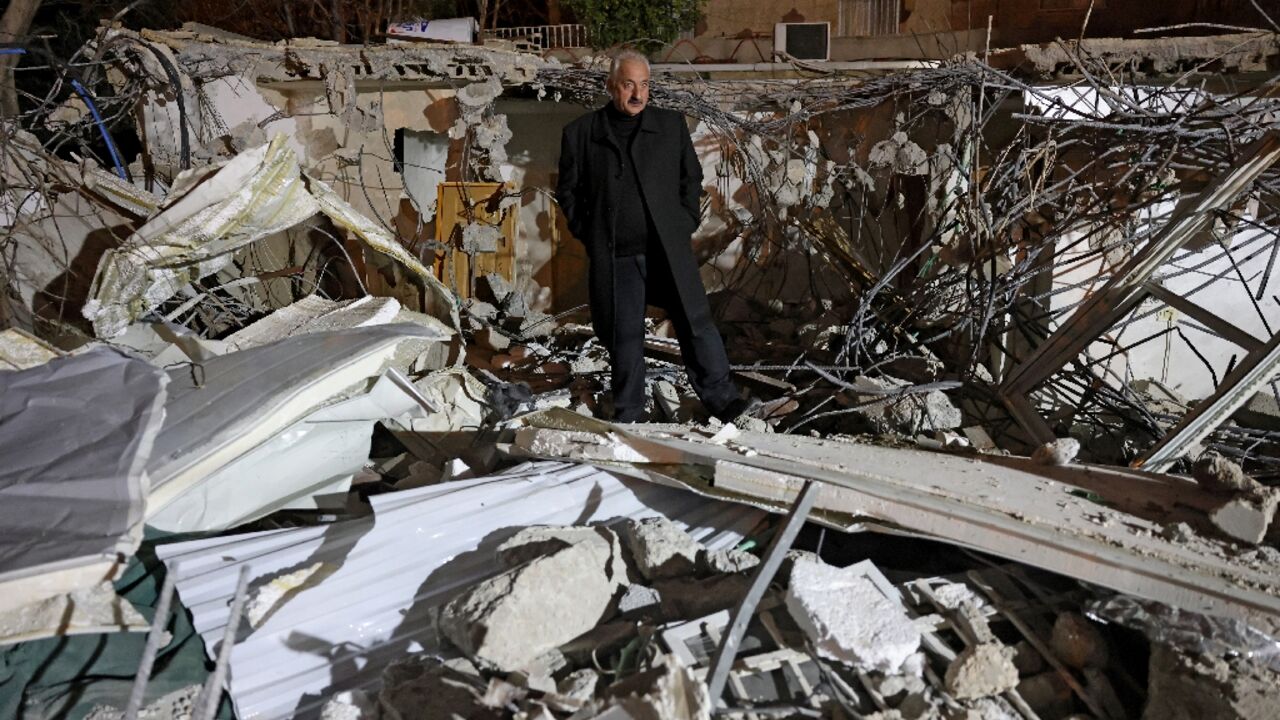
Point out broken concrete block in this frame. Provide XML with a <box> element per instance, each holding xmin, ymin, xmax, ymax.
<box><xmin>557</xmin><ymin>668</ymin><xmax>599</xmax><ymax>704</ymax></box>
<box><xmin>953</xmin><ymin>698</ymin><xmax>1024</xmax><ymax>720</ymax></box>
<box><xmin>617</xmin><ymin>584</ymin><xmax>662</xmax><ymax>618</ymax></box>
<box><xmin>1132</xmin><ymin>378</ymin><xmax>1190</xmax><ymax>416</ymax></box>
<box><xmin>465</xmin><ymin>298</ymin><xmax>499</xmax><ymax>321</ymax></box>
<box><xmin>516</xmin><ymin>311</ymin><xmax>556</xmax><ymax>339</ymax></box>
<box><xmin>1032</xmin><ymin>437</ymin><xmax>1081</xmax><ymax>466</ymax></box>
<box><xmin>784</xmin><ymin>555</ymin><xmax>921</xmax><ymax>673</ymax></box>
<box><xmin>962</xmin><ymin>426</ymin><xmax>997</xmax><ymax>451</ymax></box>
<box><xmin>1143</xmin><ymin>643</ymin><xmax>1280</xmax><ymax>720</ymax></box>
<box><xmin>477</xmin><ymin>273</ymin><xmax>512</xmax><ymax>307</ymax></box>
<box><xmin>396</xmin><ymin>461</ymin><xmax>443</xmax><ymax>490</ymax></box>
<box><xmin>0</xmin><ymin>582</ymin><xmax>148</xmax><ymax>646</ymax></box>
<box><xmin>480</xmin><ymin>677</ymin><xmax>527</xmax><ymax>710</ymax></box>
<box><xmin>618</xmin><ymin>517</ymin><xmax>703</xmax><ymax>581</ymax></box>
<box><xmin>475</xmin><ymin>326</ymin><xmax>511</xmax><ymax>352</ymax></box>
<box><xmin>698</xmin><ymin>548</ymin><xmax>760</xmax><ymax>575</ymax></box>
<box><xmin>1209</xmin><ymin>490</ymin><xmax>1279</xmax><ymax>545</ymax></box>
<box><xmin>440</xmin><ymin>528</ymin><xmax>623</xmax><ymax>671</ymax></box>
<box><xmin>944</xmin><ymin>642</ymin><xmax>1019</xmax><ymax>700</ymax></box>
<box><xmin>571</xmin><ymin>355</ymin><xmax>610</xmax><ymax>375</ymax></box>
<box><xmin>842</xmin><ymin>375</ymin><xmax>962</xmax><ymax>435</ymax></box>
<box><xmin>496</xmin><ymin>525</ymin><xmax>625</xmax><ymax>581</ymax></box>
<box><xmin>84</xmin><ymin>685</ymin><xmax>203</xmax><ymax>720</ymax></box>
<box><xmin>1193</xmin><ymin>452</ymin><xmax>1261</xmax><ymax>495</ymax></box>
<box><xmin>1050</xmin><ymin>612</ymin><xmax>1109</xmax><ymax>670</ymax></box>
<box><xmin>1232</xmin><ymin>391</ymin><xmax>1280</xmax><ymax>432</ymax></box>
<box><xmin>506</xmin><ymin>668</ymin><xmax>556</xmax><ymax>695</ymax></box>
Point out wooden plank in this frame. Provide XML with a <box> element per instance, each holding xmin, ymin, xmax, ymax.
<box><xmin>434</xmin><ymin>181</ymin><xmax>515</xmax><ymax>299</ymax></box>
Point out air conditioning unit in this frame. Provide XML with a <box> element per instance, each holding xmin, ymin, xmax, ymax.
<box><xmin>774</xmin><ymin>22</ymin><xmax>830</xmax><ymax>61</ymax></box>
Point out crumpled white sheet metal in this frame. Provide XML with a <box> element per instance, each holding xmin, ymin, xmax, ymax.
<box><xmin>82</xmin><ymin>134</ymin><xmax>460</xmax><ymax>340</ymax></box>
<box><xmin>222</xmin><ymin>295</ymin><xmax>404</xmax><ymax>353</ymax></box>
<box><xmin>148</xmin><ymin>369</ymin><xmax>426</xmax><ymax>533</ymax></box>
<box><xmin>145</xmin><ymin>324</ymin><xmax>441</xmax><ymax>530</ymax></box>
<box><xmin>157</xmin><ymin>461</ymin><xmax>765</xmax><ymax>720</ymax></box>
<box><xmin>0</xmin><ymin>348</ymin><xmax>168</xmax><ymax>612</ymax></box>
<box><xmin>83</xmin><ymin>135</ymin><xmax>317</xmax><ymax>339</ymax></box>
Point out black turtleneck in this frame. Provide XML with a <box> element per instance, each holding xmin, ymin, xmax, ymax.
<box><xmin>606</xmin><ymin>104</ymin><xmax>657</xmax><ymax>257</ymax></box>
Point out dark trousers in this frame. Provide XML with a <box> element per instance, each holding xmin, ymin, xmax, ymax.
<box><xmin>606</xmin><ymin>247</ymin><xmax>738</xmax><ymax>421</ymax></box>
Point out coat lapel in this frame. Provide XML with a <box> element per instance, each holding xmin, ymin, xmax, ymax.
<box><xmin>590</xmin><ymin>107</ymin><xmax>620</xmax><ymax>155</ymax></box>
<box><xmin>630</xmin><ymin>108</ymin><xmax>659</xmax><ymax>188</ymax></box>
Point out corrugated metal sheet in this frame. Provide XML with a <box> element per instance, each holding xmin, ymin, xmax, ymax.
<box><xmin>158</xmin><ymin>461</ymin><xmax>765</xmax><ymax>719</ymax></box>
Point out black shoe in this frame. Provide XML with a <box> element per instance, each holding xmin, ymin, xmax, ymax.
<box><xmin>711</xmin><ymin>395</ymin><xmax>761</xmax><ymax>423</ymax></box>
<box><xmin>613</xmin><ymin>408</ymin><xmax>646</xmax><ymax>423</ymax></box>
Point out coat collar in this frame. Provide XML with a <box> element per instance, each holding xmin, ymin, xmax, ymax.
<box><xmin>591</xmin><ymin>103</ymin><xmax>658</xmax><ymax>149</ymax></box>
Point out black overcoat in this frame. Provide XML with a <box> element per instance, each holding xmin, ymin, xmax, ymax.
<box><xmin>555</xmin><ymin>105</ymin><xmax>706</xmax><ymax>348</ymax></box>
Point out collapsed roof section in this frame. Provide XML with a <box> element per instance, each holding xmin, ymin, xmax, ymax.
<box><xmin>81</xmin><ymin>134</ymin><xmax>459</xmax><ymax>339</ymax></box>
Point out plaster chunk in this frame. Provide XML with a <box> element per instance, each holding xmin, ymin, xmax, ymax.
<box><xmin>619</xmin><ymin>517</ymin><xmax>704</xmax><ymax>581</ymax></box>
<box><xmin>784</xmin><ymin>556</ymin><xmax>921</xmax><ymax>673</ymax></box>
<box><xmin>944</xmin><ymin>642</ymin><xmax>1020</xmax><ymax>700</ymax></box>
<box><xmin>1209</xmin><ymin>491</ymin><xmax>1279</xmax><ymax>545</ymax></box>
<box><xmin>1032</xmin><ymin>438</ymin><xmax>1081</xmax><ymax>466</ymax></box>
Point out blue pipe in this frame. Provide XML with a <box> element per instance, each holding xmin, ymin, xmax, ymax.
<box><xmin>0</xmin><ymin>48</ymin><xmax>27</xmax><ymax>55</ymax></box>
<box><xmin>69</xmin><ymin>78</ymin><xmax>127</xmax><ymax>180</ymax></box>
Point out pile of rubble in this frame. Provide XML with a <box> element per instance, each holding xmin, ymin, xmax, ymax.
<box><xmin>3</xmin><ymin>15</ymin><xmax>1280</xmax><ymax>720</ymax></box>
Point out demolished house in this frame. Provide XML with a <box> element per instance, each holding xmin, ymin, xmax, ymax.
<box><xmin>3</xmin><ymin>4</ymin><xmax>1280</xmax><ymax>719</ymax></box>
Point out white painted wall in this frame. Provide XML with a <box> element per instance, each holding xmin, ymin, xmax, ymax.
<box><xmin>1050</xmin><ymin>204</ymin><xmax>1280</xmax><ymax>400</ymax></box>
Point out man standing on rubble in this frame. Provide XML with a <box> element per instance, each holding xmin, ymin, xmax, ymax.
<box><xmin>556</xmin><ymin>49</ymin><xmax>751</xmax><ymax>423</ymax></box>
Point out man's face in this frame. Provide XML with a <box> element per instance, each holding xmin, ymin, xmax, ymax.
<box><xmin>608</xmin><ymin>60</ymin><xmax>650</xmax><ymax>116</ymax></box>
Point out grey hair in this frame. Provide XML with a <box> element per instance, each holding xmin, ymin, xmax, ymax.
<box><xmin>608</xmin><ymin>49</ymin><xmax>650</xmax><ymax>83</ymax></box>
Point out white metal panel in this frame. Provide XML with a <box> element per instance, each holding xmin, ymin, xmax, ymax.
<box><xmin>158</xmin><ymin>461</ymin><xmax>765</xmax><ymax>719</ymax></box>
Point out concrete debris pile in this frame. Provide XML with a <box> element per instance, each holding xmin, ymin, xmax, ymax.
<box><xmin>3</xmin><ymin>13</ymin><xmax>1280</xmax><ymax>720</ymax></box>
